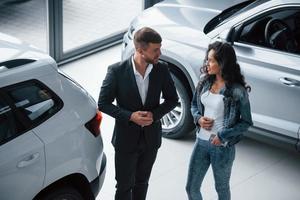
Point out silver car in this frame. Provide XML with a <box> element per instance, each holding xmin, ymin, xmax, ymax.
<box><xmin>121</xmin><ymin>0</ymin><xmax>300</xmax><ymax>151</ymax></box>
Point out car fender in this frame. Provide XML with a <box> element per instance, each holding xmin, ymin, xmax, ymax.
<box><xmin>160</xmin><ymin>52</ymin><xmax>197</xmax><ymax>92</ymax></box>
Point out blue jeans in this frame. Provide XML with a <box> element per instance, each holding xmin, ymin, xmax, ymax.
<box><xmin>186</xmin><ymin>138</ymin><xmax>235</xmax><ymax>200</ymax></box>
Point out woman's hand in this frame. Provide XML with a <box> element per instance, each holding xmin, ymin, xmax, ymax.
<box><xmin>198</xmin><ymin>116</ymin><xmax>214</xmax><ymax>130</ymax></box>
<box><xmin>211</xmin><ymin>135</ymin><xmax>222</xmax><ymax>146</ymax></box>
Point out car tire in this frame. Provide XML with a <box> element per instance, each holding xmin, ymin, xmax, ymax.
<box><xmin>161</xmin><ymin>74</ymin><xmax>194</xmax><ymax>139</ymax></box>
<box><xmin>42</xmin><ymin>186</ymin><xmax>84</xmax><ymax>200</ymax></box>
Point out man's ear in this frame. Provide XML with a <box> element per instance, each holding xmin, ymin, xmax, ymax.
<box><xmin>136</xmin><ymin>48</ymin><xmax>144</xmax><ymax>57</ymax></box>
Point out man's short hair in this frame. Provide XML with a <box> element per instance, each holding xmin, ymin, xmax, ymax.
<box><xmin>133</xmin><ymin>27</ymin><xmax>162</xmax><ymax>49</ymax></box>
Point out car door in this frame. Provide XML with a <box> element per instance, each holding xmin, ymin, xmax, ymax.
<box><xmin>232</xmin><ymin>7</ymin><xmax>300</xmax><ymax>142</ymax></box>
<box><xmin>0</xmin><ymin>92</ymin><xmax>45</xmax><ymax>200</ymax></box>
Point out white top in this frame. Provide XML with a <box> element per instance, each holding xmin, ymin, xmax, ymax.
<box><xmin>197</xmin><ymin>90</ymin><xmax>225</xmax><ymax>141</ymax></box>
<box><xmin>132</xmin><ymin>56</ymin><xmax>153</xmax><ymax>105</ymax></box>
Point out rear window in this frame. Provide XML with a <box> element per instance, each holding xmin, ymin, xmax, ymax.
<box><xmin>7</xmin><ymin>80</ymin><xmax>63</xmax><ymax>124</ymax></box>
<box><xmin>2</xmin><ymin>80</ymin><xmax>63</xmax><ymax>136</ymax></box>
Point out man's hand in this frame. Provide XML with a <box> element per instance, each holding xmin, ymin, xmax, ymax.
<box><xmin>130</xmin><ymin>111</ymin><xmax>153</xmax><ymax>126</ymax></box>
<box><xmin>198</xmin><ymin>116</ymin><xmax>214</xmax><ymax>130</ymax></box>
<box><xmin>143</xmin><ymin>111</ymin><xmax>153</xmax><ymax>119</ymax></box>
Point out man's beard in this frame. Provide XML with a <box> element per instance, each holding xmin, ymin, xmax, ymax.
<box><xmin>144</xmin><ymin>56</ymin><xmax>159</xmax><ymax>64</ymax></box>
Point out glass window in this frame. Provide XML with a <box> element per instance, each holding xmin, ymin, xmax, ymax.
<box><xmin>204</xmin><ymin>1</ymin><xmax>254</xmax><ymax>34</ymax></box>
<box><xmin>237</xmin><ymin>8</ymin><xmax>300</xmax><ymax>55</ymax></box>
<box><xmin>62</xmin><ymin>0</ymin><xmax>143</xmax><ymax>52</ymax></box>
<box><xmin>0</xmin><ymin>98</ymin><xmax>18</xmax><ymax>144</ymax></box>
<box><xmin>0</xmin><ymin>0</ymin><xmax>48</xmax><ymax>53</ymax></box>
<box><xmin>5</xmin><ymin>81</ymin><xmax>62</xmax><ymax>126</ymax></box>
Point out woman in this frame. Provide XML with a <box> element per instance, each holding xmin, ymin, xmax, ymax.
<box><xmin>185</xmin><ymin>41</ymin><xmax>253</xmax><ymax>200</ymax></box>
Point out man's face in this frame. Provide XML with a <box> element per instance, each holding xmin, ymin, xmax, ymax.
<box><xmin>141</xmin><ymin>43</ymin><xmax>161</xmax><ymax>64</ymax></box>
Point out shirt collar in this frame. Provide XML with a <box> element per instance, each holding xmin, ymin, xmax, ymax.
<box><xmin>132</xmin><ymin>56</ymin><xmax>153</xmax><ymax>78</ymax></box>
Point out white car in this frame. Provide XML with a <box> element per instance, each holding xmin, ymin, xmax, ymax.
<box><xmin>0</xmin><ymin>33</ymin><xmax>106</xmax><ymax>200</ymax></box>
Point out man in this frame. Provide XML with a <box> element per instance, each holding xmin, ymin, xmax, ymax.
<box><xmin>98</xmin><ymin>27</ymin><xmax>178</xmax><ymax>200</ymax></box>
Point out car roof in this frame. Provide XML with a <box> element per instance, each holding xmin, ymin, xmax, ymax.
<box><xmin>0</xmin><ymin>32</ymin><xmax>52</xmax><ymax>65</ymax></box>
<box><xmin>0</xmin><ymin>32</ymin><xmax>56</xmax><ymax>73</ymax></box>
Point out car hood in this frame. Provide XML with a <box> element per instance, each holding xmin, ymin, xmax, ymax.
<box><xmin>163</xmin><ymin>0</ymin><xmax>246</xmax><ymax>27</ymax></box>
<box><xmin>133</xmin><ymin>0</ymin><xmax>246</xmax><ymax>46</ymax></box>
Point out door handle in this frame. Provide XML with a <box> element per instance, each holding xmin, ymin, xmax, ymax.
<box><xmin>279</xmin><ymin>77</ymin><xmax>300</xmax><ymax>87</ymax></box>
<box><xmin>17</xmin><ymin>153</ymin><xmax>40</xmax><ymax>168</ymax></box>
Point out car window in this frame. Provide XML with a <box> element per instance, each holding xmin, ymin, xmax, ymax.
<box><xmin>204</xmin><ymin>0</ymin><xmax>256</xmax><ymax>34</ymax></box>
<box><xmin>0</xmin><ymin>97</ymin><xmax>25</xmax><ymax>145</ymax></box>
<box><xmin>4</xmin><ymin>80</ymin><xmax>63</xmax><ymax>127</ymax></box>
<box><xmin>237</xmin><ymin>8</ymin><xmax>300</xmax><ymax>55</ymax></box>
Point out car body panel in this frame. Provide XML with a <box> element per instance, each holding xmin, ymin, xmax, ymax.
<box><xmin>32</xmin><ymin>74</ymin><xmax>104</xmax><ymax>185</ymax></box>
<box><xmin>33</xmin><ymin>125</ymin><xmax>104</xmax><ymax>187</ymax></box>
<box><xmin>0</xmin><ymin>131</ymin><xmax>45</xmax><ymax>200</ymax></box>
<box><xmin>233</xmin><ymin>42</ymin><xmax>300</xmax><ymax>139</ymax></box>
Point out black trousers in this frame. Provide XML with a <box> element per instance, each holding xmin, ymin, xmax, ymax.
<box><xmin>114</xmin><ymin>131</ymin><xmax>158</xmax><ymax>200</ymax></box>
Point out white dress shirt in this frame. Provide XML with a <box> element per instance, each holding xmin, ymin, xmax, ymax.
<box><xmin>132</xmin><ymin>56</ymin><xmax>153</xmax><ymax>105</ymax></box>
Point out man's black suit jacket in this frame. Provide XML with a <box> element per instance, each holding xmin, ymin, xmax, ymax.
<box><xmin>98</xmin><ymin>58</ymin><xmax>178</xmax><ymax>152</ymax></box>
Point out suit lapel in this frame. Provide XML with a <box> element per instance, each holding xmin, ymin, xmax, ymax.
<box><xmin>126</xmin><ymin>58</ymin><xmax>143</xmax><ymax>107</ymax></box>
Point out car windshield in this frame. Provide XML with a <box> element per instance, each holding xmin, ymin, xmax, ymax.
<box><xmin>204</xmin><ymin>0</ymin><xmax>269</xmax><ymax>33</ymax></box>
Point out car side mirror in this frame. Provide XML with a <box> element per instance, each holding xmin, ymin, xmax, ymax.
<box><xmin>218</xmin><ymin>27</ymin><xmax>240</xmax><ymax>45</ymax></box>
<box><xmin>218</xmin><ymin>28</ymin><xmax>233</xmax><ymax>44</ymax></box>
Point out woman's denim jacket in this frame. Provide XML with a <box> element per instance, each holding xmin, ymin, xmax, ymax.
<box><xmin>191</xmin><ymin>78</ymin><xmax>253</xmax><ymax>146</ymax></box>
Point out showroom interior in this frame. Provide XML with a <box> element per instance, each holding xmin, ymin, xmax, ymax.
<box><xmin>1</xmin><ymin>0</ymin><xmax>300</xmax><ymax>200</ymax></box>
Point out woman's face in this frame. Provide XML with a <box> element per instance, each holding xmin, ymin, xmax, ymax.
<box><xmin>206</xmin><ymin>49</ymin><xmax>221</xmax><ymax>75</ymax></box>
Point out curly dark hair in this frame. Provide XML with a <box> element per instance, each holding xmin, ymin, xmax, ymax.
<box><xmin>200</xmin><ymin>41</ymin><xmax>251</xmax><ymax>92</ymax></box>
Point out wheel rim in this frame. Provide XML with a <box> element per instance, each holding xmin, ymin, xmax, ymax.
<box><xmin>160</xmin><ymin>90</ymin><xmax>183</xmax><ymax>131</ymax></box>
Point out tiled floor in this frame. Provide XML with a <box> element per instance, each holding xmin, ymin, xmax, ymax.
<box><xmin>61</xmin><ymin>44</ymin><xmax>300</xmax><ymax>200</ymax></box>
